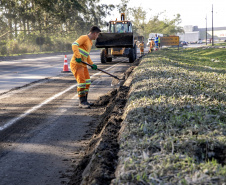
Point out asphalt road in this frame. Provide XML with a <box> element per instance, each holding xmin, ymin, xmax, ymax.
<box><xmin>0</xmin><ymin>49</ymin><xmax>141</xmax><ymax>185</ymax></box>
<box><xmin>1</xmin><ymin>44</ymin><xmax>205</xmax><ymax>95</ymax></box>
<box><xmin>0</xmin><ymin>51</ymin><xmax>102</xmax><ymax>94</ymax></box>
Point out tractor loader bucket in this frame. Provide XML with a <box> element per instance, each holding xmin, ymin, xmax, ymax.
<box><xmin>95</xmin><ymin>33</ymin><xmax>134</xmax><ymax>48</ymax></box>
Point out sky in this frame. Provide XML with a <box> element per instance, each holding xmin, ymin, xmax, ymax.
<box><xmin>99</xmin><ymin>0</ymin><xmax>226</xmax><ymax>28</ymax></box>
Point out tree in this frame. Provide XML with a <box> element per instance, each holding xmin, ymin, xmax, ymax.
<box><xmin>130</xmin><ymin>6</ymin><xmax>146</xmax><ymax>36</ymax></box>
<box><xmin>129</xmin><ymin>6</ymin><xmax>184</xmax><ymax>39</ymax></box>
<box><xmin>0</xmin><ymin>0</ymin><xmax>17</xmax><ymax>39</ymax></box>
<box><xmin>0</xmin><ymin>0</ymin><xmax>115</xmax><ymax>37</ymax></box>
<box><xmin>116</xmin><ymin>0</ymin><xmax>131</xmax><ymax>20</ymax></box>
<box><xmin>0</xmin><ymin>0</ymin><xmax>116</xmax><ymax>54</ymax></box>
<box><xmin>145</xmin><ymin>13</ymin><xmax>184</xmax><ymax>36</ymax></box>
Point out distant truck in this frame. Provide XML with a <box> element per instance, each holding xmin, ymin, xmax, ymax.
<box><xmin>146</xmin><ymin>33</ymin><xmax>163</xmax><ymax>46</ymax></box>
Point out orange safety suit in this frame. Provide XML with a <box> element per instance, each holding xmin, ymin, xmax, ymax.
<box><xmin>70</xmin><ymin>35</ymin><xmax>93</xmax><ymax>97</ymax></box>
<box><xmin>139</xmin><ymin>43</ymin><xmax>144</xmax><ymax>54</ymax></box>
<box><xmin>149</xmin><ymin>40</ymin><xmax>155</xmax><ymax>52</ymax></box>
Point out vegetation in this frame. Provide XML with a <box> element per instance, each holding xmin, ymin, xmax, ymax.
<box><xmin>0</xmin><ymin>0</ymin><xmax>184</xmax><ymax>56</ymax></box>
<box><xmin>117</xmin><ymin>0</ymin><xmax>184</xmax><ymax>40</ymax></box>
<box><xmin>213</xmin><ymin>42</ymin><xmax>226</xmax><ymax>47</ymax></box>
<box><xmin>0</xmin><ymin>0</ymin><xmax>114</xmax><ymax>55</ymax></box>
<box><xmin>112</xmin><ymin>47</ymin><xmax>226</xmax><ymax>184</ymax></box>
<box><xmin>166</xmin><ymin>47</ymin><xmax>226</xmax><ymax>68</ymax></box>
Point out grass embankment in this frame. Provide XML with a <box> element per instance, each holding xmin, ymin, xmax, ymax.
<box><xmin>112</xmin><ymin>47</ymin><xmax>226</xmax><ymax>184</ymax></box>
<box><xmin>213</xmin><ymin>42</ymin><xmax>226</xmax><ymax>47</ymax></box>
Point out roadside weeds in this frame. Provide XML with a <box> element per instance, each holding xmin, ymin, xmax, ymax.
<box><xmin>112</xmin><ymin>49</ymin><xmax>226</xmax><ymax>184</ymax></box>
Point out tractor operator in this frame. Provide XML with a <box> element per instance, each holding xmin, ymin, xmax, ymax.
<box><xmin>118</xmin><ymin>25</ymin><xmax>125</xmax><ymax>33</ymax></box>
<box><xmin>70</xmin><ymin>26</ymin><xmax>101</xmax><ymax>109</ymax></box>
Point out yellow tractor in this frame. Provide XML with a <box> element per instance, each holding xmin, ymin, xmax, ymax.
<box><xmin>96</xmin><ymin>13</ymin><xmax>137</xmax><ymax>63</ymax></box>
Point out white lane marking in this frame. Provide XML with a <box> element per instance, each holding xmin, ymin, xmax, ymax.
<box><xmin>0</xmin><ymin>64</ymin><xmax>118</xmax><ymax>131</ymax></box>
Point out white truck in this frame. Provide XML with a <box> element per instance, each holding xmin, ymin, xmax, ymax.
<box><xmin>146</xmin><ymin>33</ymin><xmax>163</xmax><ymax>46</ymax></box>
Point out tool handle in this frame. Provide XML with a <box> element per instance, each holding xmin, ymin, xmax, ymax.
<box><xmin>80</xmin><ymin>61</ymin><xmax>119</xmax><ymax>80</ymax></box>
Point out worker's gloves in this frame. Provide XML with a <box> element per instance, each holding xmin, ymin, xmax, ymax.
<box><xmin>91</xmin><ymin>64</ymin><xmax>97</xmax><ymax>70</ymax></box>
<box><xmin>75</xmin><ymin>58</ymin><xmax>82</xmax><ymax>63</ymax></box>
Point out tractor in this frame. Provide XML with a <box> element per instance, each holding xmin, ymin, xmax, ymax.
<box><xmin>95</xmin><ymin>13</ymin><xmax>137</xmax><ymax>63</ymax></box>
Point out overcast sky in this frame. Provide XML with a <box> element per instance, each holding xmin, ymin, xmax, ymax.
<box><xmin>99</xmin><ymin>0</ymin><xmax>226</xmax><ymax>28</ymax></box>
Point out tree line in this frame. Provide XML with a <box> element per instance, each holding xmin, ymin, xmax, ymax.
<box><xmin>0</xmin><ymin>0</ymin><xmax>114</xmax><ymax>55</ymax></box>
<box><xmin>0</xmin><ymin>0</ymin><xmax>183</xmax><ymax>55</ymax></box>
<box><xmin>0</xmin><ymin>0</ymin><xmax>115</xmax><ymax>36</ymax></box>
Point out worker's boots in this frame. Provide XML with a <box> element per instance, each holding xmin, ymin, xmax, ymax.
<box><xmin>79</xmin><ymin>96</ymin><xmax>90</xmax><ymax>109</ymax></box>
<box><xmin>85</xmin><ymin>94</ymin><xmax>94</xmax><ymax>106</ymax></box>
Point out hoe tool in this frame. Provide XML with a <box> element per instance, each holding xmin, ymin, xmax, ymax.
<box><xmin>80</xmin><ymin>61</ymin><xmax>123</xmax><ymax>86</ymax></box>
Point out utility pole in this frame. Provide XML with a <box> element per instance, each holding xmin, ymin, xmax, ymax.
<box><xmin>206</xmin><ymin>15</ymin><xmax>207</xmax><ymax>45</ymax></box>
<box><xmin>212</xmin><ymin>4</ymin><xmax>214</xmax><ymax>46</ymax></box>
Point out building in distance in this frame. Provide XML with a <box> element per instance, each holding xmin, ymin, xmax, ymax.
<box><xmin>178</xmin><ymin>25</ymin><xmax>226</xmax><ymax>43</ymax></box>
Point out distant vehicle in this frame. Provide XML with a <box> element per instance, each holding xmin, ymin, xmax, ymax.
<box><xmin>181</xmin><ymin>41</ymin><xmax>187</xmax><ymax>45</ymax></box>
<box><xmin>190</xmin><ymin>41</ymin><xmax>196</xmax><ymax>44</ymax></box>
<box><xmin>197</xmin><ymin>40</ymin><xmax>202</xmax><ymax>44</ymax></box>
<box><xmin>207</xmin><ymin>39</ymin><xmax>211</xmax><ymax>43</ymax></box>
<box><xmin>146</xmin><ymin>38</ymin><xmax>152</xmax><ymax>46</ymax></box>
<box><xmin>147</xmin><ymin>33</ymin><xmax>163</xmax><ymax>46</ymax></box>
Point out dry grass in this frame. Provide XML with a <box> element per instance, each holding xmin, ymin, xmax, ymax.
<box><xmin>112</xmin><ymin>48</ymin><xmax>226</xmax><ymax>185</ymax></box>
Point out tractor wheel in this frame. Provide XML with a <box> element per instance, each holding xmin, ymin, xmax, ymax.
<box><xmin>106</xmin><ymin>57</ymin><xmax>112</xmax><ymax>62</ymax></box>
<box><xmin>134</xmin><ymin>44</ymin><xmax>137</xmax><ymax>60</ymax></box>
<box><xmin>101</xmin><ymin>49</ymin><xmax>107</xmax><ymax>63</ymax></box>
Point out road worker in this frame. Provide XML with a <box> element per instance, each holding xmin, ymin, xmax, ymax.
<box><xmin>154</xmin><ymin>34</ymin><xmax>158</xmax><ymax>50</ymax></box>
<box><xmin>149</xmin><ymin>38</ymin><xmax>155</xmax><ymax>53</ymax></box>
<box><xmin>70</xmin><ymin>26</ymin><xmax>101</xmax><ymax>108</ymax></box>
<box><xmin>158</xmin><ymin>35</ymin><xmax>161</xmax><ymax>49</ymax></box>
<box><xmin>138</xmin><ymin>41</ymin><xmax>144</xmax><ymax>55</ymax></box>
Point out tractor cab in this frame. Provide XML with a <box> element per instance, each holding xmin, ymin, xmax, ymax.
<box><xmin>108</xmin><ymin>21</ymin><xmax>133</xmax><ymax>34</ymax></box>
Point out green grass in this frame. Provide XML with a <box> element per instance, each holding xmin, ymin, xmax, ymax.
<box><xmin>112</xmin><ymin>47</ymin><xmax>226</xmax><ymax>184</ymax></box>
<box><xmin>165</xmin><ymin>47</ymin><xmax>226</xmax><ymax>69</ymax></box>
<box><xmin>213</xmin><ymin>42</ymin><xmax>226</xmax><ymax>47</ymax></box>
